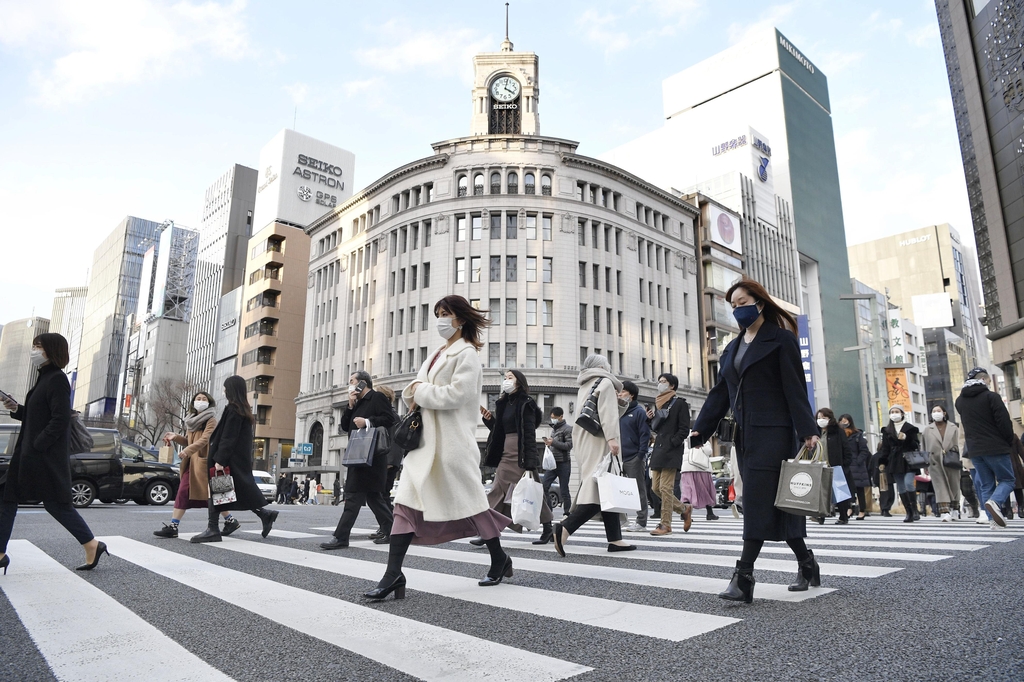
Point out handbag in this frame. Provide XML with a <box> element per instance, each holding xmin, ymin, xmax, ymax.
<box><xmin>651</xmin><ymin>397</ymin><xmax>677</xmax><ymax>434</ymax></box>
<box><xmin>509</xmin><ymin>472</ymin><xmax>544</xmax><ymax>530</ymax></box>
<box><xmin>374</xmin><ymin>425</ymin><xmax>391</xmax><ymax>456</ymax></box>
<box><xmin>903</xmin><ymin>450</ymin><xmax>930</xmax><ymax>469</ymax></box>
<box><xmin>774</xmin><ymin>443</ymin><xmax>833</xmax><ymax>517</ymax></box>
<box><xmin>594</xmin><ymin>453</ymin><xmax>642</xmax><ymax>514</ymax></box>
<box><xmin>208</xmin><ymin>467</ymin><xmax>237</xmax><ymax>506</ymax></box>
<box><xmin>942</xmin><ymin>446</ymin><xmax>962</xmax><ymax>469</ymax></box>
<box><xmin>343</xmin><ymin>427</ymin><xmax>378</xmax><ymax>468</ymax></box>
<box><xmin>684</xmin><ymin>444</ymin><xmax>712</xmax><ymax>472</ymax></box>
<box><xmin>542</xmin><ymin>445</ymin><xmax>556</xmax><ymax>471</ymax></box>
<box><xmin>393</xmin><ymin>407</ymin><xmax>423</xmax><ymax>451</ymax></box>
<box><xmin>575</xmin><ymin>379</ymin><xmax>604</xmax><ymax>436</ymax></box>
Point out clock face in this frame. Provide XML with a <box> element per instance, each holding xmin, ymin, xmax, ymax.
<box><xmin>490</xmin><ymin>76</ymin><xmax>520</xmax><ymax>102</ymax></box>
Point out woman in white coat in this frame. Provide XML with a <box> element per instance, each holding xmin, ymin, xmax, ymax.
<box><xmin>554</xmin><ymin>354</ymin><xmax>636</xmax><ymax>556</ymax></box>
<box><xmin>921</xmin><ymin>405</ymin><xmax>962</xmax><ymax>522</ymax></box>
<box><xmin>364</xmin><ymin>296</ymin><xmax>512</xmax><ymax>600</ymax></box>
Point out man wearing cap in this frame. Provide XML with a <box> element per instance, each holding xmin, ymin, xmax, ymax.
<box><xmin>955</xmin><ymin>367</ymin><xmax>1017</xmax><ymax>528</ymax></box>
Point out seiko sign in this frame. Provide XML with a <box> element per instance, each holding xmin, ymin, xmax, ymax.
<box><xmin>293</xmin><ymin>154</ymin><xmax>346</xmax><ymax>191</ymax></box>
<box><xmin>220</xmin><ymin>317</ymin><xmax>237</xmax><ymax>331</ymax></box>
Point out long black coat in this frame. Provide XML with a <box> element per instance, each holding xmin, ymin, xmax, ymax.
<box><xmin>692</xmin><ymin>322</ymin><xmax>818</xmax><ymax>541</ymax></box>
<box><xmin>483</xmin><ymin>392</ymin><xmax>542</xmax><ymax>470</ymax></box>
<box><xmin>846</xmin><ymin>429</ymin><xmax>872</xmax><ymax>489</ymax></box>
<box><xmin>3</xmin><ymin>364</ymin><xmax>72</xmax><ymax>504</ymax></box>
<box><xmin>340</xmin><ymin>389</ymin><xmax>397</xmax><ymax>493</ymax></box>
<box><xmin>876</xmin><ymin>421</ymin><xmax>921</xmax><ymax>477</ymax></box>
<box><xmin>207</xmin><ymin>407</ymin><xmax>266</xmax><ymax>510</ymax></box>
<box><xmin>823</xmin><ymin>424</ymin><xmax>854</xmax><ymax>493</ymax></box>
<box><xmin>649</xmin><ymin>396</ymin><xmax>691</xmax><ymax>470</ymax></box>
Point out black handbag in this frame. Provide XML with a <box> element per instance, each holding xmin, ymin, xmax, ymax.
<box><xmin>374</xmin><ymin>425</ymin><xmax>391</xmax><ymax>456</ymax></box>
<box><xmin>942</xmin><ymin>446</ymin><xmax>962</xmax><ymax>469</ymax></box>
<box><xmin>574</xmin><ymin>380</ymin><xmax>604</xmax><ymax>436</ymax></box>
<box><xmin>903</xmin><ymin>450</ymin><xmax>930</xmax><ymax>469</ymax></box>
<box><xmin>651</xmin><ymin>397</ymin><xmax>677</xmax><ymax>434</ymax></box>
<box><xmin>393</xmin><ymin>408</ymin><xmax>423</xmax><ymax>451</ymax></box>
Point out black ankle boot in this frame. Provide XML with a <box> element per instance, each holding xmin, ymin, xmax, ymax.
<box><xmin>533</xmin><ymin>523</ymin><xmax>553</xmax><ymax>545</ymax></box>
<box><xmin>901</xmin><ymin>493</ymin><xmax>915</xmax><ymax>523</ymax></box>
<box><xmin>788</xmin><ymin>550</ymin><xmax>821</xmax><ymax>591</ymax></box>
<box><xmin>718</xmin><ymin>563</ymin><xmax>755</xmax><ymax>603</ymax></box>
<box><xmin>190</xmin><ymin>525</ymin><xmax>222</xmax><ymax>544</ymax></box>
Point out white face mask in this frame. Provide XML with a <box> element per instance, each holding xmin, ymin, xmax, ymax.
<box><xmin>932</xmin><ymin>412</ymin><xmax>945</xmax><ymax>422</ymax></box>
<box><xmin>194</xmin><ymin>400</ymin><xmax>210</xmax><ymax>412</ymax></box>
<box><xmin>816</xmin><ymin>418</ymin><xmax>830</xmax><ymax>429</ymax></box>
<box><xmin>436</xmin><ymin>317</ymin><xmax>457</xmax><ymax>340</ymax></box>
<box><xmin>890</xmin><ymin>413</ymin><xmax>904</xmax><ymax>423</ymax></box>
<box><xmin>29</xmin><ymin>349</ymin><xmax>46</xmax><ymax>366</ymax></box>
<box><xmin>550</xmin><ymin>419</ymin><xmax>560</xmax><ymax>427</ymax></box>
<box><xmin>501</xmin><ymin>378</ymin><xmax>516</xmax><ymax>394</ymax></box>
<box><xmin>657</xmin><ymin>381</ymin><xmax>672</xmax><ymax>395</ymax></box>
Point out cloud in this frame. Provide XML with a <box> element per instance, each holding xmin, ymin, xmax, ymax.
<box><xmin>727</xmin><ymin>2</ymin><xmax>797</xmax><ymax>45</ymax></box>
<box><xmin>284</xmin><ymin>82</ymin><xmax>309</xmax><ymax>106</ymax></box>
<box><xmin>575</xmin><ymin>0</ymin><xmax>703</xmax><ymax>55</ymax></box>
<box><xmin>0</xmin><ymin>0</ymin><xmax>251</xmax><ymax>106</ymax></box>
<box><xmin>354</xmin><ymin>21</ymin><xmax>492</xmax><ymax>84</ymax></box>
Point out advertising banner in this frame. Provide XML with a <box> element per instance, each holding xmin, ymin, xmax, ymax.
<box><xmin>707</xmin><ymin>204</ymin><xmax>743</xmax><ymax>254</ymax></box>
<box><xmin>797</xmin><ymin>315</ymin><xmax>815</xmax><ymax>411</ymax></box>
<box><xmin>885</xmin><ymin>368</ymin><xmax>911</xmax><ymax>412</ymax></box>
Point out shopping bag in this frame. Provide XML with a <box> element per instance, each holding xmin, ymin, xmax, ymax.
<box><xmin>343</xmin><ymin>427</ymin><xmax>377</xmax><ymax>467</ymax></box>
<box><xmin>158</xmin><ymin>445</ymin><xmax>175</xmax><ymax>464</ymax></box>
<box><xmin>774</xmin><ymin>443</ymin><xmax>833</xmax><ymax>517</ymax></box>
<box><xmin>542</xmin><ymin>446</ymin><xmax>556</xmax><ymax>471</ymax></box>
<box><xmin>209</xmin><ymin>467</ymin><xmax>237</xmax><ymax>506</ymax></box>
<box><xmin>594</xmin><ymin>453</ymin><xmax>641</xmax><ymax>514</ymax></box>
<box><xmin>831</xmin><ymin>465</ymin><xmax>852</xmax><ymax>504</ymax></box>
<box><xmin>510</xmin><ymin>472</ymin><xmax>543</xmax><ymax>530</ymax></box>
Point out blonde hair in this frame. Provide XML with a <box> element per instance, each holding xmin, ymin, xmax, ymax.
<box><xmin>377</xmin><ymin>385</ymin><xmax>396</xmax><ymax>402</ymax></box>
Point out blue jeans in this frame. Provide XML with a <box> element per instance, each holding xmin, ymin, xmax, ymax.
<box><xmin>893</xmin><ymin>471</ymin><xmax>917</xmax><ymax>494</ymax></box>
<box><xmin>971</xmin><ymin>454</ymin><xmax>1016</xmax><ymax>518</ymax></box>
<box><xmin>542</xmin><ymin>460</ymin><xmax>572</xmax><ymax>513</ymax></box>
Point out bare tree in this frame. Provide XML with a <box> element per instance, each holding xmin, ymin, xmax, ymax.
<box><xmin>119</xmin><ymin>377</ymin><xmax>202</xmax><ymax>447</ymax></box>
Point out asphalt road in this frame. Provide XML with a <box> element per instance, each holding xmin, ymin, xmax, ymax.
<box><xmin>0</xmin><ymin>501</ymin><xmax>1021</xmax><ymax>681</ymax></box>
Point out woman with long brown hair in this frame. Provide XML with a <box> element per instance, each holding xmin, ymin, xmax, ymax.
<box><xmin>364</xmin><ymin>296</ymin><xmax>513</xmax><ymax>600</ymax></box>
<box><xmin>691</xmin><ymin>279</ymin><xmax>820</xmax><ymax>602</ymax></box>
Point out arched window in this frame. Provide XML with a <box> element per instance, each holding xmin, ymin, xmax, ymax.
<box><xmin>490</xmin><ymin>172</ymin><xmax>501</xmax><ymax>194</ymax></box>
<box><xmin>541</xmin><ymin>174</ymin><xmax>552</xmax><ymax>196</ymax></box>
<box><xmin>457</xmin><ymin>175</ymin><xmax>468</xmax><ymax>197</ymax></box>
<box><xmin>473</xmin><ymin>173</ymin><xmax>484</xmax><ymax>196</ymax></box>
<box><xmin>507</xmin><ymin>171</ymin><xmax>518</xmax><ymax>195</ymax></box>
<box><xmin>524</xmin><ymin>172</ymin><xmax>535</xmax><ymax>195</ymax></box>
<box><xmin>309</xmin><ymin>421</ymin><xmax>324</xmax><ymax>467</ymax></box>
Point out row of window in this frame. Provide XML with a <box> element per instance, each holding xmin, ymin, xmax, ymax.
<box><xmin>455</xmin><ymin>212</ymin><xmax>552</xmax><ymax>241</ymax></box>
<box><xmin>389</xmin><ymin>264</ymin><xmax>431</xmax><ymax>295</ymax></box>
<box><xmin>246</xmin><ymin>291</ymin><xmax>278</xmax><ymax>312</ymax></box>
<box><xmin>390</xmin><ymin>183</ymin><xmax>435</xmax><ymax>215</ymax></box>
<box><xmin>248</xmin><ymin>264</ymin><xmax>280</xmax><ymax>286</ymax></box>
<box><xmin>250</xmin><ymin>235</ymin><xmax>283</xmax><ymax>260</ymax></box>
<box><xmin>315</xmin><ymin>229</ymin><xmax>342</xmax><ymax>259</ymax></box>
<box><xmin>241</xmin><ymin>347</ymin><xmax>274</xmax><ymax>367</ymax></box>
<box><xmin>390</xmin><ymin>221</ymin><xmax>433</xmax><ymax>256</ymax></box>
<box><xmin>457</xmin><ymin>171</ymin><xmax>552</xmax><ymax>197</ymax></box>
<box><xmin>244</xmin><ymin>318</ymin><xmax>277</xmax><ymax>339</ymax></box>
<box><xmin>454</xmin><ymin>256</ymin><xmax>553</xmax><ymax>284</ymax></box>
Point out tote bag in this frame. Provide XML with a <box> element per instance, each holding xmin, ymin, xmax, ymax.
<box><xmin>510</xmin><ymin>472</ymin><xmax>544</xmax><ymax>530</ymax></box>
<box><xmin>775</xmin><ymin>443</ymin><xmax>833</xmax><ymax>517</ymax></box>
<box><xmin>594</xmin><ymin>453</ymin><xmax>642</xmax><ymax>514</ymax></box>
<box><xmin>343</xmin><ymin>428</ymin><xmax>377</xmax><ymax>468</ymax></box>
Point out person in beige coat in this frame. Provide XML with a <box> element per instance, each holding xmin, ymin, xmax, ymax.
<box><xmin>364</xmin><ymin>296</ymin><xmax>512</xmax><ymax>601</ymax></box>
<box><xmin>921</xmin><ymin>405</ymin><xmax>963</xmax><ymax>522</ymax></box>
<box><xmin>153</xmin><ymin>392</ymin><xmax>237</xmax><ymax>538</ymax></box>
<box><xmin>554</xmin><ymin>354</ymin><xmax>636</xmax><ymax>556</ymax></box>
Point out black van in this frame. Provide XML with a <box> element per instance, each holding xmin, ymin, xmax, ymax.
<box><xmin>0</xmin><ymin>425</ymin><xmax>179</xmax><ymax>508</ymax></box>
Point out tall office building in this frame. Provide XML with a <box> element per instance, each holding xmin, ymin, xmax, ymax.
<box><xmin>75</xmin><ymin>216</ymin><xmax>163</xmax><ymax>421</ymax></box>
<box><xmin>185</xmin><ymin>165</ymin><xmax>258</xmax><ymax>393</ymax></box>
<box><xmin>50</xmin><ymin>285</ymin><xmax>88</xmax><ymax>376</ymax></box>
<box><xmin>936</xmin><ymin>0</ymin><xmax>1024</xmax><ymax>413</ymax></box>
<box><xmin>604</xmin><ymin>27</ymin><xmax>860</xmax><ymax>418</ymax></box>
<box><xmin>0</xmin><ymin>317</ymin><xmax>51</xmax><ymax>424</ymax></box>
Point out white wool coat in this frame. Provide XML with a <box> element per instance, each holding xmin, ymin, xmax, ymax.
<box><xmin>572</xmin><ymin>373</ymin><xmax>626</xmax><ymax>507</ymax></box>
<box><xmin>396</xmin><ymin>337</ymin><xmax>490</xmax><ymax>522</ymax></box>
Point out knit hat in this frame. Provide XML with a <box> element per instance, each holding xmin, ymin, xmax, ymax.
<box><xmin>966</xmin><ymin>367</ymin><xmax>989</xmax><ymax>380</ymax></box>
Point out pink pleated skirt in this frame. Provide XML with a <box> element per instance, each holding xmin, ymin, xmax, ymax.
<box><xmin>392</xmin><ymin>503</ymin><xmax>510</xmax><ymax>545</ymax></box>
<box><xmin>679</xmin><ymin>471</ymin><xmax>718</xmax><ymax>508</ymax></box>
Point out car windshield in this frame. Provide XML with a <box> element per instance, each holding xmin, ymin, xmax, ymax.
<box><xmin>0</xmin><ymin>431</ymin><xmax>15</xmax><ymax>455</ymax></box>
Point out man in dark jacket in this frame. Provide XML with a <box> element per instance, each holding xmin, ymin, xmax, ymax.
<box><xmin>542</xmin><ymin>407</ymin><xmax>573</xmax><ymax>517</ymax></box>
<box><xmin>954</xmin><ymin>367</ymin><xmax>1017</xmax><ymax>527</ymax></box>
<box><xmin>288</xmin><ymin>476</ymin><xmax>299</xmax><ymax>504</ymax></box>
<box><xmin>276</xmin><ymin>474</ymin><xmax>287</xmax><ymax>504</ymax></box>
<box><xmin>618</xmin><ymin>381</ymin><xmax>652</xmax><ymax>531</ymax></box>
<box><xmin>321</xmin><ymin>372</ymin><xmax>398</xmax><ymax>550</ymax></box>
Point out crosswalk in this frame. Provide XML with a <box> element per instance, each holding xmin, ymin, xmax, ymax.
<box><xmin>1</xmin><ymin>513</ymin><xmax>1019</xmax><ymax>681</ymax></box>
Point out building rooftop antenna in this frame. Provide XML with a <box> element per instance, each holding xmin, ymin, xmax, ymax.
<box><xmin>501</xmin><ymin>2</ymin><xmax>513</xmax><ymax>51</ymax></box>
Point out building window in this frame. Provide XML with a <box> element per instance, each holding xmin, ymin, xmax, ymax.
<box><xmin>455</xmin><ymin>258</ymin><xmax>466</xmax><ymax>283</ymax></box>
<box><xmin>422</xmin><ymin>304</ymin><xmax>429</xmax><ymax>331</ymax></box>
<box><xmin>456</xmin><ymin>216</ymin><xmax>466</xmax><ymax>241</ymax></box>
<box><xmin>472</xmin><ymin>215</ymin><xmax>482</xmax><ymax>240</ymax></box>
<box><xmin>526</xmin><ymin>299</ymin><xmax>537</xmax><ymax>325</ymax></box>
<box><xmin>506</xmin><ymin>256</ymin><xmax>517</xmax><ymax>281</ymax></box>
<box><xmin>526</xmin><ymin>256</ymin><xmax>537</xmax><ymax>282</ymax></box>
<box><xmin>423</xmin><ymin>263</ymin><xmax>430</xmax><ymax>288</ymax></box>
<box><xmin>542</xmin><ymin>344</ymin><xmax>553</xmax><ymax>368</ymax></box>
<box><xmin>542</xmin><ymin>300</ymin><xmax>553</xmax><ymax>327</ymax></box>
<box><xmin>524</xmin><ymin>172</ymin><xmax>536</xmax><ymax>195</ymax></box>
<box><xmin>457</xmin><ymin>175</ymin><xmax>468</xmax><ymax>197</ymax></box>
<box><xmin>580</xmin><ymin>347</ymin><xmax>589</xmax><ymax>366</ymax></box>
<box><xmin>593</xmin><ymin>306</ymin><xmax>601</xmax><ymax>333</ymax></box>
<box><xmin>543</xmin><ymin>257</ymin><xmax>553</xmax><ymax>283</ymax></box>
<box><xmin>507</xmin><ymin>213</ymin><xmax>518</xmax><ymax>239</ymax></box>
<box><xmin>616</xmin><ymin>270</ymin><xmax>622</xmax><ymax>295</ymax></box>
<box><xmin>410</xmin><ymin>265</ymin><xmax>418</xmax><ymax>291</ymax></box>
<box><xmin>580</xmin><ymin>304</ymin><xmax>587</xmax><ymax>330</ymax></box>
<box><xmin>490</xmin><ymin>172</ymin><xmax>501</xmax><ymax>194</ymax></box>
<box><xmin>526</xmin><ymin>343</ymin><xmax>538</xmax><ymax>367</ymax></box>
<box><xmin>470</xmin><ymin>257</ymin><xmax>481</xmax><ymax>283</ymax></box>
<box><xmin>424</xmin><ymin>221</ymin><xmax>431</xmax><ymax>246</ymax></box>
<box><xmin>505</xmin><ymin>342</ymin><xmax>517</xmax><ymax>367</ymax></box>
<box><xmin>579</xmin><ymin>262</ymin><xmax>586</xmax><ymax>288</ymax></box>
<box><xmin>489</xmin><ymin>298</ymin><xmax>501</xmax><ymax>325</ymax></box>
<box><xmin>507</xmin><ymin>171</ymin><xmax>518</xmax><ymax>194</ymax></box>
<box><xmin>525</xmin><ymin>214</ymin><xmax>537</xmax><ymax>239</ymax></box>
<box><xmin>489</xmin><ymin>343</ymin><xmax>500</xmax><ymax>368</ymax></box>
<box><xmin>490</xmin><ymin>256</ymin><xmax>501</xmax><ymax>282</ymax></box>
<box><xmin>473</xmin><ymin>173</ymin><xmax>484</xmax><ymax>196</ymax></box>
<box><xmin>506</xmin><ymin>299</ymin><xmax>518</xmax><ymax>325</ymax></box>
<box><xmin>541</xmin><ymin>174</ymin><xmax>552</xmax><ymax>196</ymax></box>
<box><xmin>592</xmin><ymin>264</ymin><xmax>599</xmax><ymax>290</ymax></box>
<box><xmin>605</xmin><ymin>267</ymin><xmax>612</xmax><ymax>293</ymax></box>
<box><xmin>606</xmin><ymin>308</ymin><xmax>612</xmax><ymax>334</ymax></box>
<box><xmin>641</xmin><ymin>317</ymin><xmax>646</xmax><ymax>343</ymax></box>
<box><xmin>542</xmin><ymin>215</ymin><xmax>552</xmax><ymax>240</ymax></box>
<box><xmin>490</xmin><ymin>213</ymin><xmax>501</xmax><ymax>239</ymax></box>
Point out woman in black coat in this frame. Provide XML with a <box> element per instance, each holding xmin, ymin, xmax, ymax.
<box><xmin>190</xmin><ymin>376</ymin><xmax>278</xmax><ymax>543</ymax></box>
<box><xmin>876</xmin><ymin>405</ymin><xmax>922</xmax><ymax>523</ymax></box>
<box><xmin>480</xmin><ymin>370</ymin><xmax>549</xmax><ymax>539</ymax></box>
<box><xmin>839</xmin><ymin>414</ymin><xmax>873</xmax><ymax>520</ymax></box>
<box><xmin>0</xmin><ymin>333</ymin><xmax>107</xmax><ymax>572</ymax></box>
<box><xmin>646</xmin><ymin>373</ymin><xmax>692</xmax><ymax>535</ymax></box>
<box><xmin>816</xmin><ymin>408</ymin><xmax>855</xmax><ymax>525</ymax></box>
<box><xmin>692</xmin><ymin>279</ymin><xmax>819</xmax><ymax>603</ymax></box>
<box><xmin>320</xmin><ymin>372</ymin><xmax>398</xmax><ymax>550</ymax></box>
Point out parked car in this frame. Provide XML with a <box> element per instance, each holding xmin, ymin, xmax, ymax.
<box><xmin>0</xmin><ymin>425</ymin><xmax>180</xmax><ymax>508</ymax></box>
<box><xmin>252</xmin><ymin>470</ymin><xmax>276</xmax><ymax>502</ymax></box>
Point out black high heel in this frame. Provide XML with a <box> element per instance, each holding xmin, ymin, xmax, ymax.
<box><xmin>363</xmin><ymin>573</ymin><xmax>406</xmax><ymax>600</ymax></box>
<box><xmin>553</xmin><ymin>523</ymin><xmax>567</xmax><ymax>557</ymax></box>
<box><xmin>0</xmin><ymin>554</ymin><xmax>9</xmax><ymax>575</ymax></box>
<box><xmin>479</xmin><ymin>554</ymin><xmax>513</xmax><ymax>586</ymax></box>
<box><xmin>76</xmin><ymin>542</ymin><xmax>109</xmax><ymax>571</ymax></box>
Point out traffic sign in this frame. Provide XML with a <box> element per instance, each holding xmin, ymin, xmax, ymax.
<box><xmin>294</xmin><ymin>443</ymin><xmax>313</xmax><ymax>456</ymax></box>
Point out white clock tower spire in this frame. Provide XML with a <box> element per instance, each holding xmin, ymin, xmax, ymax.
<box><xmin>470</xmin><ymin>5</ymin><xmax>539</xmax><ymax>136</ymax></box>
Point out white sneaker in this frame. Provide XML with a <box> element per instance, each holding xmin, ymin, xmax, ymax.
<box><xmin>990</xmin><ymin>520</ymin><xmax>1007</xmax><ymax>530</ymax></box>
<box><xmin>941</xmin><ymin>512</ymin><xmax>952</xmax><ymax>522</ymax></box>
<box><xmin>976</xmin><ymin>514</ymin><xmax>989</xmax><ymax>524</ymax></box>
<box><xmin>623</xmin><ymin>522</ymin><xmax>646</xmax><ymax>533</ymax></box>
<box><xmin>985</xmin><ymin>499</ymin><xmax>1007</xmax><ymax>527</ymax></box>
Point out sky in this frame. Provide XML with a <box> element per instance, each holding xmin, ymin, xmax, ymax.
<box><xmin>0</xmin><ymin>0</ymin><xmax>968</xmax><ymax>326</ymax></box>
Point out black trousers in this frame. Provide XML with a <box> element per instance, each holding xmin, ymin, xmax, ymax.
<box><xmin>879</xmin><ymin>485</ymin><xmax>895</xmax><ymax>512</ymax></box>
<box><xmin>561</xmin><ymin>503</ymin><xmax>622</xmax><ymax>542</ymax></box>
<box><xmin>333</xmin><ymin>491</ymin><xmax>393</xmax><ymax>541</ymax></box>
<box><xmin>384</xmin><ymin>468</ymin><xmax>400</xmax><ymax>510</ymax></box>
<box><xmin>0</xmin><ymin>500</ymin><xmax>94</xmax><ymax>553</ymax></box>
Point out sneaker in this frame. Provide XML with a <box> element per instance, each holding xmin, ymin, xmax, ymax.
<box><xmin>623</xmin><ymin>522</ymin><xmax>646</xmax><ymax>533</ymax></box>
<box><xmin>153</xmin><ymin>523</ymin><xmax>178</xmax><ymax>539</ymax></box>
<box><xmin>976</xmin><ymin>514</ymin><xmax>989</xmax><ymax>524</ymax></box>
<box><xmin>650</xmin><ymin>525</ymin><xmax>672</xmax><ymax>536</ymax></box>
<box><xmin>221</xmin><ymin>517</ymin><xmax>241</xmax><ymax>536</ymax></box>
<box><xmin>990</xmin><ymin>520</ymin><xmax>1008</xmax><ymax>531</ymax></box>
<box><xmin>985</xmin><ymin>499</ymin><xmax>1007</xmax><ymax>527</ymax></box>
<box><xmin>940</xmin><ymin>512</ymin><xmax>952</xmax><ymax>523</ymax></box>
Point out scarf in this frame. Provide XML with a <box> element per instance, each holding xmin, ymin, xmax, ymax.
<box><xmin>185</xmin><ymin>406</ymin><xmax>217</xmax><ymax>433</ymax></box>
<box><xmin>577</xmin><ymin>367</ymin><xmax>623</xmax><ymax>391</ymax></box>
<box><xmin>655</xmin><ymin>390</ymin><xmax>678</xmax><ymax>410</ymax></box>
<box><xmin>962</xmin><ymin>378</ymin><xmax>987</xmax><ymax>389</ymax></box>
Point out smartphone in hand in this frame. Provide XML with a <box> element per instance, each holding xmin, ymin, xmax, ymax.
<box><xmin>689</xmin><ymin>435</ymin><xmax>702</xmax><ymax>449</ymax></box>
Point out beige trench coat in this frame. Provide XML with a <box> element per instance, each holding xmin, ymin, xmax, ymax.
<box><xmin>571</xmin><ymin>373</ymin><xmax>625</xmax><ymax>508</ymax></box>
<box><xmin>170</xmin><ymin>417</ymin><xmax>217</xmax><ymax>501</ymax></box>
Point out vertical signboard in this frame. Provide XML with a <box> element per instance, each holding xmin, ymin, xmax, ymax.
<box><xmin>797</xmin><ymin>315</ymin><xmax>815</xmax><ymax>411</ymax></box>
<box><xmin>885</xmin><ymin>367</ymin><xmax>911</xmax><ymax>412</ymax></box>
<box><xmin>888</xmin><ymin>307</ymin><xmax>905</xmax><ymax>364</ymax></box>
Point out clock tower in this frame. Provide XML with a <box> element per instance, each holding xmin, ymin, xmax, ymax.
<box><xmin>470</xmin><ymin>36</ymin><xmax>539</xmax><ymax>136</ymax></box>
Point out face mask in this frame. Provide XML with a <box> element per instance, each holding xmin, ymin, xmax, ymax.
<box><xmin>436</xmin><ymin>317</ymin><xmax>457</xmax><ymax>340</ymax></box>
<box><xmin>29</xmin><ymin>349</ymin><xmax>46</xmax><ymax>366</ymax></box>
<box><xmin>194</xmin><ymin>400</ymin><xmax>210</xmax><ymax>412</ymax></box>
<box><xmin>732</xmin><ymin>303</ymin><xmax>762</xmax><ymax>328</ymax></box>
<box><xmin>932</xmin><ymin>412</ymin><xmax>945</xmax><ymax>422</ymax></box>
<box><xmin>839</xmin><ymin>421</ymin><xmax>850</xmax><ymax>429</ymax></box>
<box><xmin>890</xmin><ymin>413</ymin><xmax>904</xmax><ymax>423</ymax></box>
<box><xmin>501</xmin><ymin>378</ymin><xmax>516</xmax><ymax>394</ymax></box>
<box><xmin>816</xmin><ymin>418</ymin><xmax>830</xmax><ymax>429</ymax></box>
<box><xmin>657</xmin><ymin>382</ymin><xmax>672</xmax><ymax>394</ymax></box>
<box><xmin>550</xmin><ymin>419</ymin><xmax>560</xmax><ymax>427</ymax></box>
